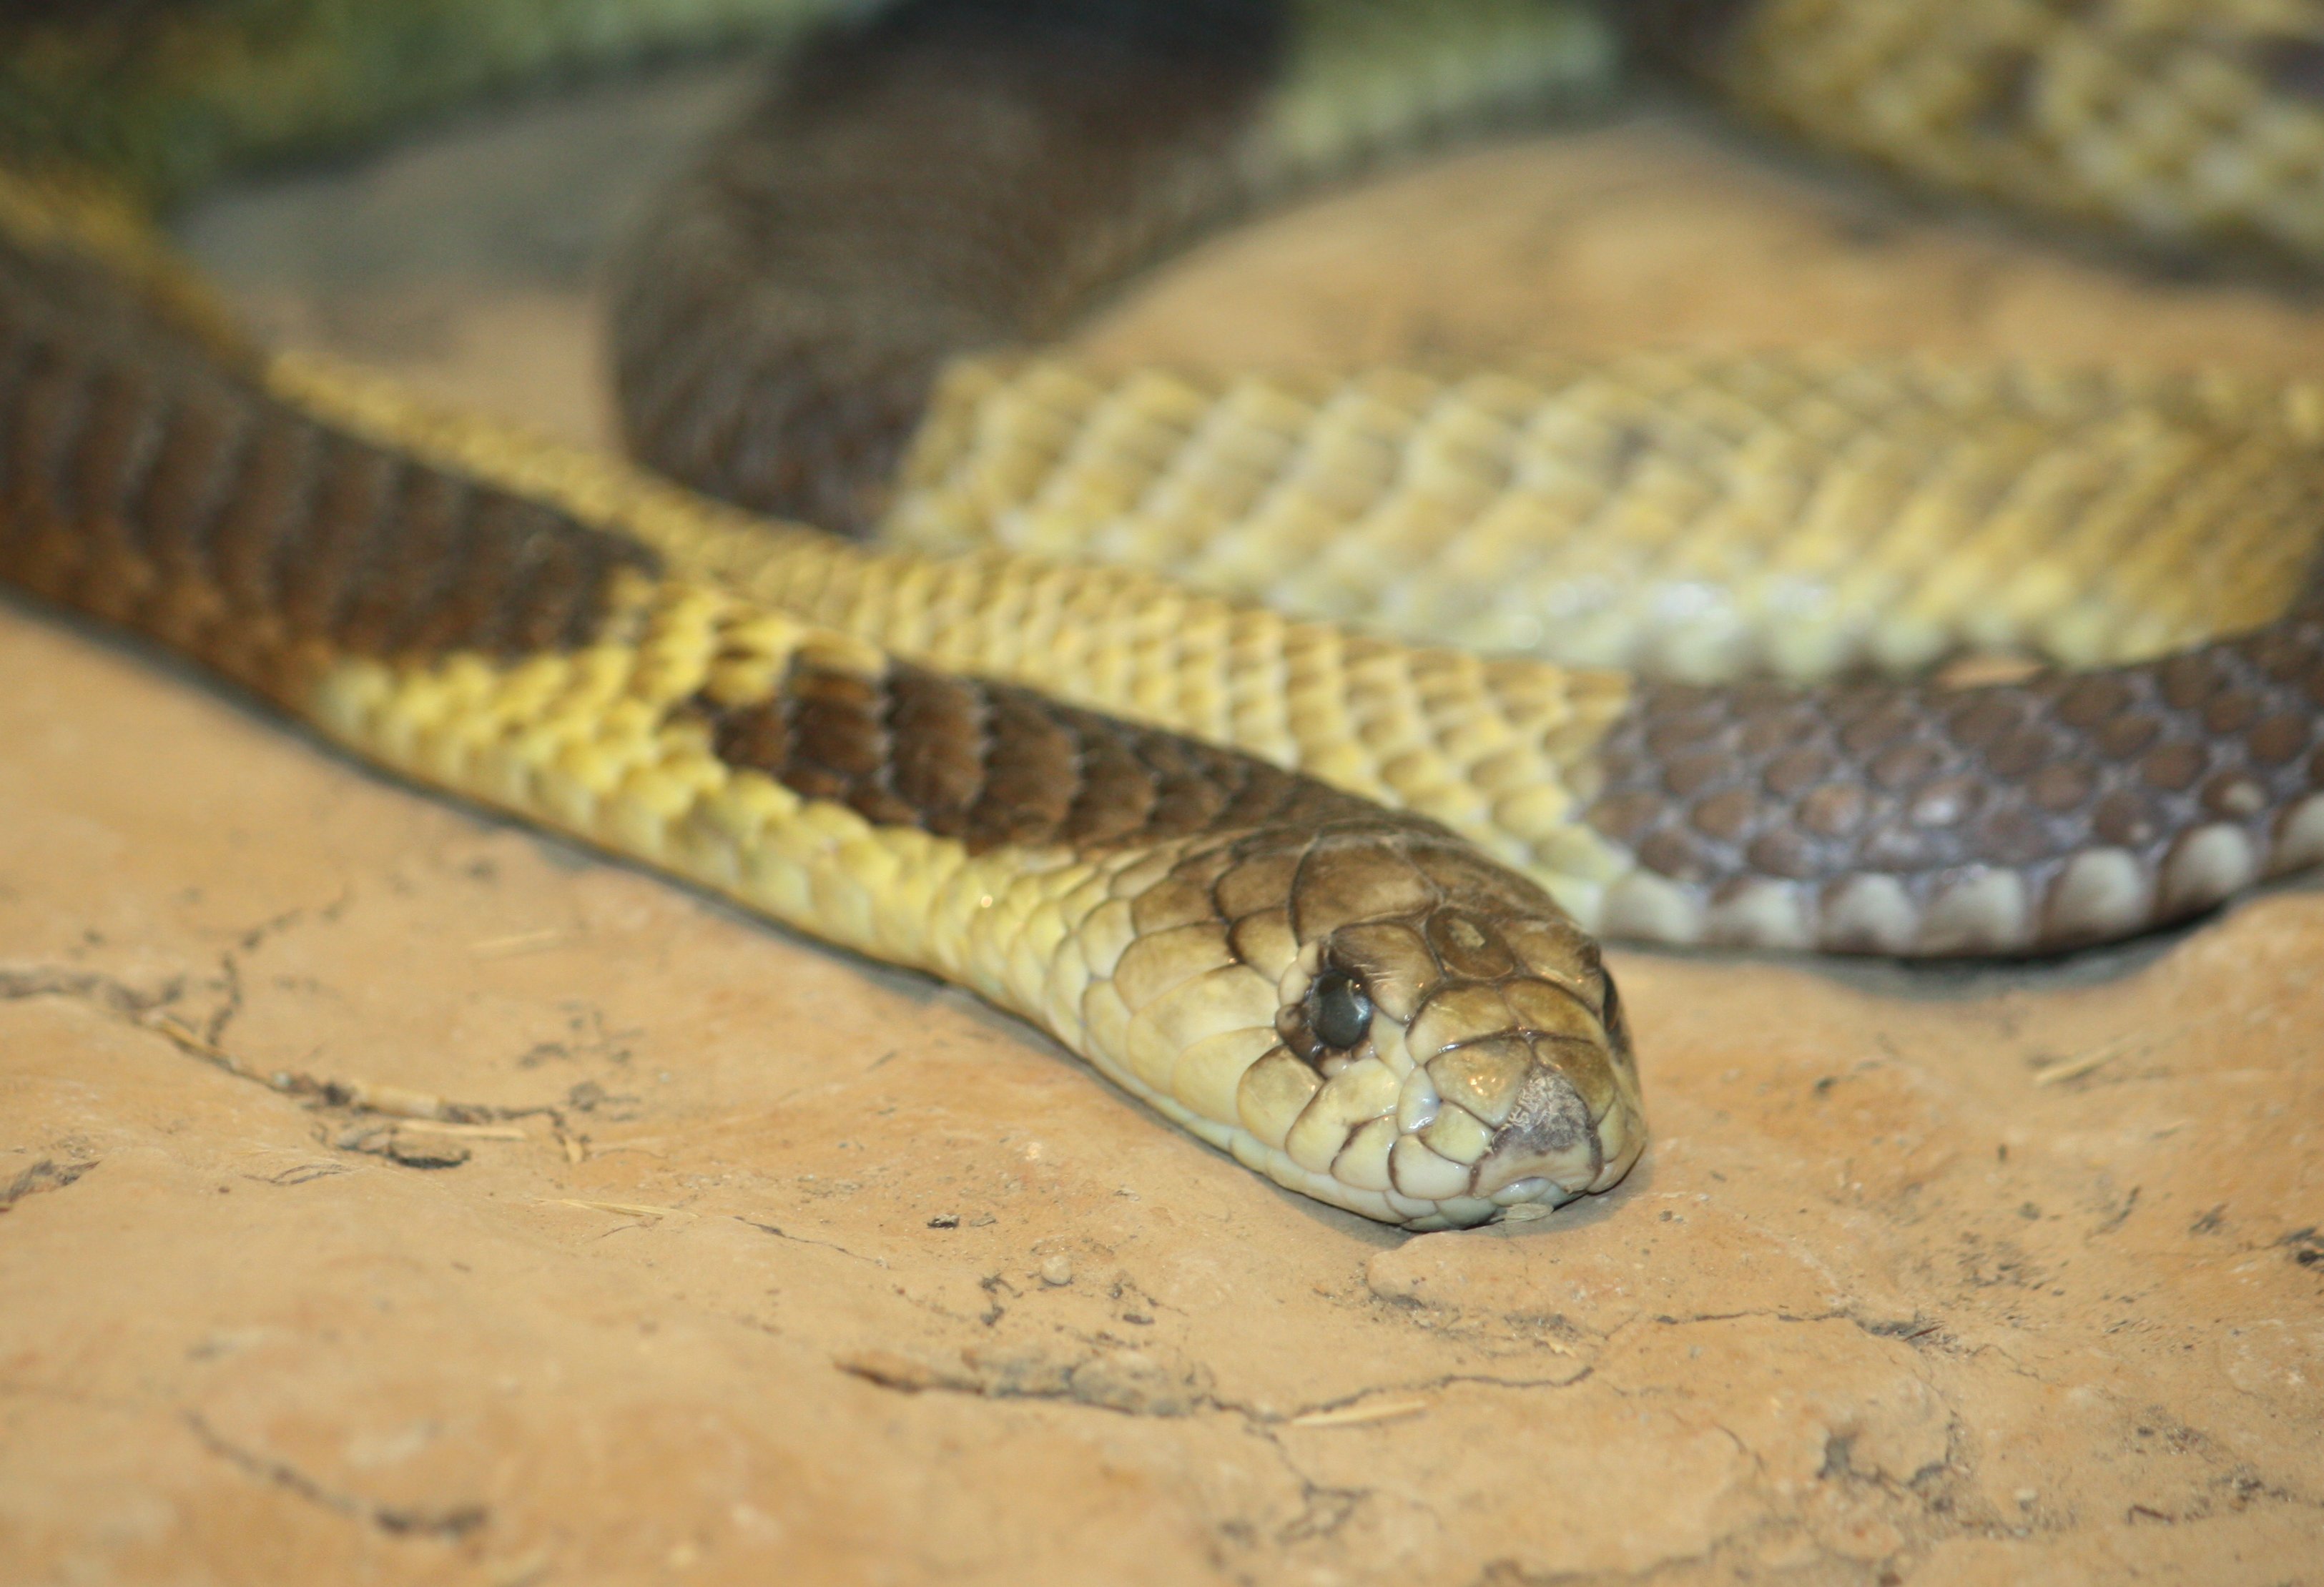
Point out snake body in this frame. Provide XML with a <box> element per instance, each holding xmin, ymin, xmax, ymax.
<box><xmin>2</xmin><ymin>0</ymin><xmax>2321</xmax><ymax>1227</ymax></box>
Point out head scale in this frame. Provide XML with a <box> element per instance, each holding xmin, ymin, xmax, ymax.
<box><xmin>1114</xmin><ymin>814</ymin><xmax>1645</xmax><ymax>1231</ymax></box>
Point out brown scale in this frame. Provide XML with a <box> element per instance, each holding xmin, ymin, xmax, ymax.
<box><xmin>1584</xmin><ymin>613</ymin><xmax>2324</xmax><ymax>946</ymax></box>
<box><xmin>611</xmin><ymin>0</ymin><xmax>1290</xmax><ymax>533</ymax></box>
<box><xmin>0</xmin><ymin>234</ymin><xmax>659</xmax><ymax>702</ymax></box>
<box><xmin>696</xmin><ymin>650</ymin><xmax>1386</xmax><ymax>856</ymax></box>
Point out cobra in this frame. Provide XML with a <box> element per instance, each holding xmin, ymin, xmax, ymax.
<box><xmin>0</xmin><ymin>0</ymin><xmax>2318</xmax><ymax>1229</ymax></box>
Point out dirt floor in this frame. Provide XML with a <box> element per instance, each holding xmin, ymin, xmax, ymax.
<box><xmin>4</xmin><ymin>60</ymin><xmax>2321</xmax><ymax>1587</ymax></box>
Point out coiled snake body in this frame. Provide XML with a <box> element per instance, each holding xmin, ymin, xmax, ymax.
<box><xmin>2</xmin><ymin>0</ymin><xmax>2321</xmax><ymax>1228</ymax></box>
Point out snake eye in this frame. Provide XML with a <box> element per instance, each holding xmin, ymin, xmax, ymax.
<box><xmin>1309</xmin><ymin>969</ymin><xmax>1374</xmax><ymax>1051</ymax></box>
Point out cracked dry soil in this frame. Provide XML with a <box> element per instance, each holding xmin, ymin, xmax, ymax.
<box><xmin>3</xmin><ymin>64</ymin><xmax>2321</xmax><ymax>1587</ymax></box>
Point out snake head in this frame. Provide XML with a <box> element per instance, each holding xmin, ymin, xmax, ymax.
<box><xmin>1142</xmin><ymin>817</ymin><xmax>1646</xmax><ymax>1231</ymax></box>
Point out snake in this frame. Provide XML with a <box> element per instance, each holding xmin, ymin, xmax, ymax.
<box><xmin>2</xmin><ymin>0</ymin><xmax>2321</xmax><ymax>1231</ymax></box>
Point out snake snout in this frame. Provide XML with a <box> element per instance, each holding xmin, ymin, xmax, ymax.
<box><xmin>1469</xmin><ymin>1034</ymin><xmax>1640</xmax><ymax>1203</ymax></box>
<box><xmin>1396</xmin><ymin>964</ymin><xmax>1647</xmax><ymax>1220</ymax></box>
<box><xmin>1510</xmin><ymin>963</ymin><xmax>1647</xmax><ymax>1198</ymax></box>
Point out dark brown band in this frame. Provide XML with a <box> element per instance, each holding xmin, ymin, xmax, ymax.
<box><xmin>610</xmin><ymin>0</ymin><xmax>1289</xmax><ymax>533</ymax></box>
<box><xmin>1585</xmin><ymin>615</ymin><xmax>2324</xmax><ymax>943</ymax></box>
<box><xmin>699</xmin><ymin>649</ymin><xmax>1386</xmax><ymax>855</ymax></box>
<box><xmin>0</xmin><ymin>235</ymin><xmax>658</xmax><ymax>701</ymax></box>
<box><xmin>1607</xmin><ymin>0</ymin><xmax>1758</xmax><ymax>74</ymax></box>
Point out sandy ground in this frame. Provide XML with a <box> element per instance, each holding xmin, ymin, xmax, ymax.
<box><xmin>3</xmin><ymin>59</ymin><xmax>2320</xmax><ymax>1587</ymax></box>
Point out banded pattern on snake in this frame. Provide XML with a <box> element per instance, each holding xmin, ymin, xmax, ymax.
<box><xmin>1</xmin><ymin>0</ymin><xmax>2320</xmax><ymax>1227</ymax></box>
